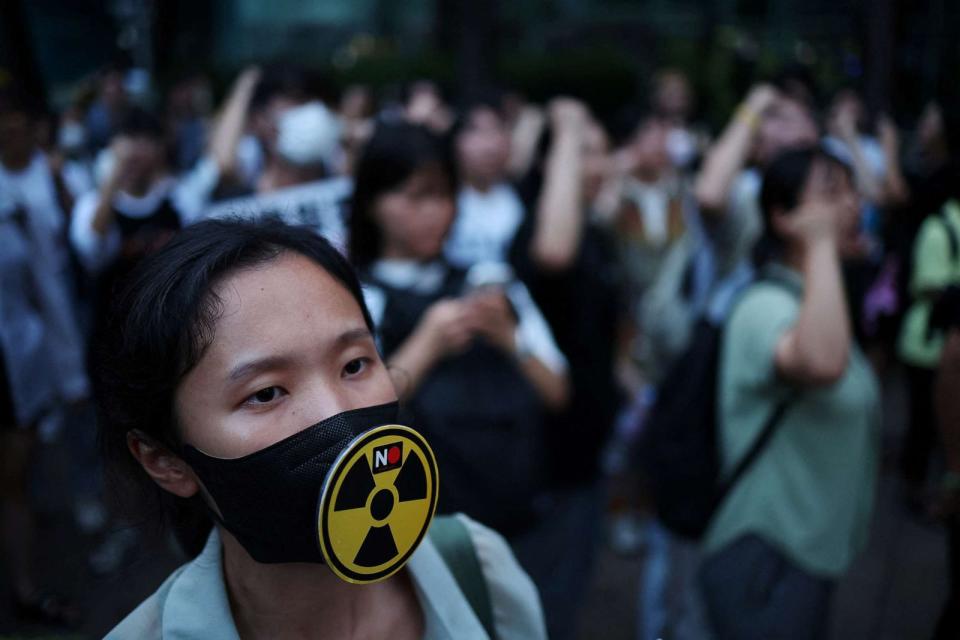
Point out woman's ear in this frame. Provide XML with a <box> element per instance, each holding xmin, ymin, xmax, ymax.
<box><xmin>127</xmin><ymin>431</ymin><xmax>199</xmax><ymax>499</ymax></box>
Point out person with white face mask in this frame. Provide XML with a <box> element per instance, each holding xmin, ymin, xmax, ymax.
<box><xmin>174</xmin><ymin>66</ymin><xmax>345</xmax><ymax>216</ymax></box>
<box><xmin>258</xmin><ymin>100</ymin><xmax>341</xmax><ymax>192</ymax></box>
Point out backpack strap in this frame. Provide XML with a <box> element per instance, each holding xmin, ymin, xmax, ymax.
<box><xmin>713</xmin><ymin>396</ymin><xmax>795</xmax><ymax>509</ymax></box>
<box><xmin>713</xmin><ymin>273</ymin><xmax>798</xmax><ymax>510</ymax></box>
<box><xmin>939</xmin><ymin>203</ymin><xmax>960</xmax><ymax>264</ymax></box>
<box><xmin>429</xmin><ymin>516</ymin><xmax>497</xmax><ymax>639</ymax></box>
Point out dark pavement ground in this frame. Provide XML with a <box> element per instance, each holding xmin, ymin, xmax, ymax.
<box><xmin>575</xmin><ymin>370</ymin><xmax>949</xmax><ymax>640</ymax></box>
<box><xmin>0</xmin><ymin>369</ymin><xmax>949</xmax><ymax>639</ymax></box>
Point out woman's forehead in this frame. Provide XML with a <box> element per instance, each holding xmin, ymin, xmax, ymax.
<box><xmin>207</xmin><ymin>253</ymin><xmax>364</xmax><ymax>353</ymax></box>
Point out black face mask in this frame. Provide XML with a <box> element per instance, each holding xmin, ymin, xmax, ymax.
<box><xmin>181</xmin><ymin>401</ymin><xmax>437</xmax><ymax>575</ymax></box>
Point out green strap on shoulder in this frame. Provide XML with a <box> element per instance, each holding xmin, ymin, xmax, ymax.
<box><xmin>937</xmin><ymin>201</ymin><xmax>960</xmax><ymax>264</ymax></box>
<box><xmin>429</xmin><ymin>515</ymin><xmax>496</xmax><ymax>639</ymax></box>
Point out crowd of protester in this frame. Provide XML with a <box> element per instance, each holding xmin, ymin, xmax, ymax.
<box><xmin>2</xmin><ymin>58</ymin><xmax>960</xmax><ymax>639</ymax></box>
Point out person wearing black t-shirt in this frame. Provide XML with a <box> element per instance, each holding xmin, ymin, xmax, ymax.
<box><xmin>510</xmin><ymin>98</ymin><xmax>625</xmax><ymax>640</ymax></box>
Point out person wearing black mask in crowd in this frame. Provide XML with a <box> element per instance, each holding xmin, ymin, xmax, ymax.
<box><xmin>98</xmin><ymin>219</ymin><xmax>546</xmax><ymax>639</ymax></box>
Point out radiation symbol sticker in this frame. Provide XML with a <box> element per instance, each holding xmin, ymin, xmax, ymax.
<box><xmin>317</xmin><ymin>424</ymin><xmax>439</xmax><ymax>584</ymax></box>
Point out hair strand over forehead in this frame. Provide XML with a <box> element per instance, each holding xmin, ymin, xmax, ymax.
<box><xmin>94</xmin><ymin>218</ymin><xmax>373</xmax><ymax>556</ymax></box>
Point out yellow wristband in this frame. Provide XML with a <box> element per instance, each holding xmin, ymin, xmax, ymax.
<box><xmin>735</xmin><ymin>105</ymin><xmax>761</xmax><ymax>130</ymax></box>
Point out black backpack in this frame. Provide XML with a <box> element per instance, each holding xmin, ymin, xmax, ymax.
<box><xmin>636</xmin><ymin>281</ymin><xmax>792</xmax><ymax>541</ymax></box>
<box><xmin>366</xmin><ymin>267</ymin><xmax>545</xmax><ymax>536</ymax></box>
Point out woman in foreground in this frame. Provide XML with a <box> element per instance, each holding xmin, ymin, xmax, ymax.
<box><xmin>98</xmin><ymin>219</ymin><xmax>545</xmax><ymax>639</ymax></box>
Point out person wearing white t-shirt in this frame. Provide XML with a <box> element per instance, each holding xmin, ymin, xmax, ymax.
<box><xmin>70</xmin><ymin>109</ymin><xmax>190</xmax><ymax>276</ymax></box>
<box><xmin>445</xmin><ymin>98</ymin><xmax>526</xmax><ymax>269</ymax></box>
<box><xmin>174</xmin><ymin>65</ymin><xmax>331</xmax><ymax>215</ymax></box>
<box><xmin>0</xmin><ymin>89</ymin><xmax>88</xmax><ymax>399</ymax></box>
<box><xmin>0</xmin><ymin>85</ymin><xmax>88</xmax><ymax>628</ymax></box>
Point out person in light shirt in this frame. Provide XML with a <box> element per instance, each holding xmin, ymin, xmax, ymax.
<box><xmin>445</xmin><ymin>95</ymin><xmax>528</xmax><ymax>269</ymax></box>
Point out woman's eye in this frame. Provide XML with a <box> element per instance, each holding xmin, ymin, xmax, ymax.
<box><xmin>343</xmin><ymin>357</ymin><xmax>369</xmax><ymax>377</ymax></box>
<box><xmin>245</xmin><ymin>386</ymin><xmax>286</xmax><ymax>406</ymax></box>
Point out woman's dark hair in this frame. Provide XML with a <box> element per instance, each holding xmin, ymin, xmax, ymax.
<box><xmin>0</xmin><ymin>83</ymin><xmax>44</xmax><ymax>120</ymax></box>
<box><xmin>348</xmin><ymin>121</ymin><xmax>454</xmax><ymax>268</ymax></box>
<box><xmin>448</xmin><ymin>90</ymin><xmax>507</xmax><ymax>144</ymax></box>
<box><xmin>754</xmin><ymin>145</ymin><xmax>851</xmax><ymax>266</ymax></box>
<box><xmin>95</xmin><ymin>219</ymin><xmax>374</xmax><ymax>556</ymax></box>
<box><xmin>117</xmin><ymin>107</ymin><xmax>165</xmax><ymax>141</ymax></box>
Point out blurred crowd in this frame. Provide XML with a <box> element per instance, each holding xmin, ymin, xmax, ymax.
<box><xmin>2</xmin><ymin>59</ymin><xmax>960</xmax><ymax>639</ymax></box>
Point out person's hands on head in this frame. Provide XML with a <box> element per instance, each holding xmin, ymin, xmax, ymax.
<box><xmin>753</xmin><ymin>96</ymin><xmax>819</xmax><ymax>166</ymax></box>
<box><xmin>877</xmin><ymin>114</ymin><xmax>900</xmax><ymax>155</ymax></box>
<box><xmin>406</xmin><ymin>83</ymin><xmax>453</xmax><ymax>135</ymax></box>
<box><xmin>829</xmin><ymin>100</ymin><xmax>859</xmax><ymax>142</ymax></box>
<box><xmin>235</xmin><ymin>66</ymin><xmax>262</xmax><ymax>92</ymax></box>
<box><xmin>107</xmin><ymin>133</ymin><xmax>164</xmax><ymax>194</ymax></box>
<box><xmin>103</xmin><ymin>135</ymin><xmax>135</xmax><ymax>189</ymax></box>
<box><xmin>610</xmin><ymin>145</ymin><xmax>639</xmax><ymax>178</ymax></box>
<box><xmin>406</xmin><ymin>91</ymin><xmax>441</xmax><ymax>125</ymax></box>
<box><xmin>110</xmin><ymin>135</ymin><xmax>135</xmax><ymax>164</ymax></box>
<box><xmin>776</xmin><ymin>199</ymin><xmax>840</xmax><ymax>249</ymax></box>
<box><xmin>548</xmin><ymin>97</ymin><xmax>589</xmax><ymax>134</ymax></box>
<box><xmin>775</xmin><ymin>158</ymin><xmax>860</xmax><ymax>251</ymax></box>
<box><xmin>744</xmin><ymin>84</ymin><xmax>779</xmax><ymax>117</ymax></box>
<box><xmin>631</xmin><ymin>118</ymin><xmax>671</xmax><ymax>181</ymax></box>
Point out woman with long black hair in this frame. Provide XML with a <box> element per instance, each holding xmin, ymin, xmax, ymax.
<box><xmin>348</xmin><ymin>121</ymin><xmax>572</xmax><ymax>631</ymax></box>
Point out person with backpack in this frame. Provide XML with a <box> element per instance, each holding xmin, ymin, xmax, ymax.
<box><xmin>348</xmin><ymin>122</ymin><xmax>569</xmax><ymax>634</ymax></box>
<box><xmin>631</xmin><ymin>82</ymin><xmax>811</xmax><ymax>640</ymax></box>
<box><xmin>97</xmin><ymin>219</ymin><xmax>547</xmax><ymax>640</ymax></box>
<box><xmin>697</xmin><ymin>147</ymin><xmax>880</xmax><ymax>639</ymax></box>
<box><xmin>897</xmin><ymin>196</ymin><xmax>960</xmax><ymax>509</ymax></box>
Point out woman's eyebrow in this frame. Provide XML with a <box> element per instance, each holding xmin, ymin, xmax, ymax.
<box><xmin>334</xmin><ymin>327</ymin><xmax>374</xmax><ymax>348</ymax></box>
<box><xmin>227</xmin><ymin>355</ymin><xmax>296</xmax><ymax>383</ymax></box>
<box><xmin>226</xmin><ymin>329</ymin><xmax>372</xmax><ymax>383</ymax></box>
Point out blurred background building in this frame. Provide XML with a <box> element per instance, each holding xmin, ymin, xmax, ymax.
<box><xmin>3</xmin><ymin>0</ymin><xmax>959</xmax><ymax>128</ymax></box>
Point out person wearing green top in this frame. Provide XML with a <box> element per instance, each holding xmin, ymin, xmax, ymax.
<box><xmin>897</xmin><ymin>199</ymin><xmax>960</xmax><ymax>499</ymax></box>
<box><xmin>699</xmin><ymin>147</ymin><xmax>880</xmax><ymax>640</ymax></box>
